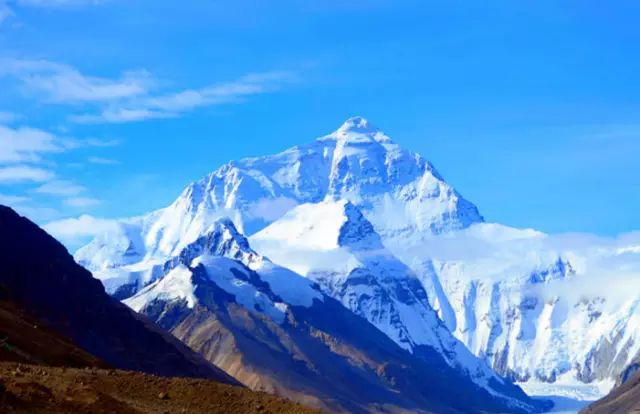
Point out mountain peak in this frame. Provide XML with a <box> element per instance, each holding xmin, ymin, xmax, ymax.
<box><xmin>178</xmin><ymin>217</ymin><xmax>260</xmax><ymax>268</ymax></box>
<box><xmin>318</xmin><ymin>116</ymin><xmax>392</xmax><ymax>144</ymax></box>
<box><xmin>337</xmin><ymin>116</ymin><xmax>377</xmax><ymax>134</ymax></box>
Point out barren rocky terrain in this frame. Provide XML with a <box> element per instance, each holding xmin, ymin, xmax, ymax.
<box><xmin>0</xmin><ymin>362</ymin><xmax>321</xmax><ymax>414</ymax></box>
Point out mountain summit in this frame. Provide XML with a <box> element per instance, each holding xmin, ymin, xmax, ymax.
<box><xmin>323</xmin><ymin>116</ymin><xmax>389</xmax><ymax>142</ymax></box>
<box><xmin>77</xmin><ymin>117</ymin><xmax>483</xmax><ymax>274</ymax></box>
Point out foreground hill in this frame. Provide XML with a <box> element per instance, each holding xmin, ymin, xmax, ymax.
<box><xmin>0</xmin><ymin>300</ymin><xmax>105</xmax><ymax>368</ymax></box>
<box><xmin>0</xmin><ymin>205</ymin><xmax>236</xmax><ymax>383</ymax></box>
<box><xmin>0</xmin><ymin>363</ymin><xmax>320</xmax><ymax>414</ymax></box>
<box><xmin>0</xmin><ymin>205</ymin><xmax>319</xmax><ymax>413</ymax></box>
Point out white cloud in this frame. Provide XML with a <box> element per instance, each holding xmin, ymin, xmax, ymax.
<box><xmin>0</xmin><ymin>122</ymin><xmax>113</xmax><ymax>211</ymax></box>
<box><xmin>0</xmin><ymin>123</ymin><xmax>119</xmax><ymax>164</ymax></box>
<box><xmin>1</xmin><ymin>58</ymin><xmax>295</xmax><ymax>123</ymax></box>
<box><xmin>71</xmin><ymin>70</ymin><xmax>297</xmax><ymax>123</ymax></box>
<box><xmin>64</xmin><ymin>196</ymin><xmax>100</xmax><ymax>207</ymax></box>
<box><xmin>146</xmin><ymin>71</ymin><xmax>295</xmax><ymax>112</ymax></box>
<box><xmin>0</xmin><ymin>190</ymin><xmax>61</xmax><ymax>223</ymax></box>
<box><xmin>88</xmin><ymin>156</ymin><xmax>120</xmax><ymax>165</ymax></box>
<box><xmin>12</xmin><ymin>204</ymin><xmax>60</xmax><ymax>221</ymax></box>
<box><xmin>0</xmin><ymin>165</ymin><xmax>54</xmax><ymax>183</ymax></box>
<box><xmin>0</xmin><ymin>59</ymin><xmax>153</xmax><ymax>104</ymax></box>
<box><xmin>0</xmin><ymin>193</ymin><xmax>30</xmax><ymax>205</ymax></box>
<box><xmin>44</xmin><ymin>214</ymin><xmax>117</xmax><ymax>245</ymax></box>
<box><xmin>383</xmin><ymin>222</ymin><xmax>640</xmax><ymax>307</ymax></box>
<box><xmin>35</xmin><ymin>179</ymin><xmax>85</xmax><ymax>196</ymax></box>
<box><xmin>0</xmin><ymin>124</ymin><xmax>64</xmax><ymax>163</ymax></box>
<box><xmin>85</xmin><ymin>137</ymin><xmax>121</xmax><ymax>147</ymax></box>
<box><xmin>70</xmin><ymin>108</ymin><xmax>172</xmax><ymax>124</ymax></box>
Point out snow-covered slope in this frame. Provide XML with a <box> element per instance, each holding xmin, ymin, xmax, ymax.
<box><xmin>385</xmin><ymin>224</ymin><xmax>640</xmax><ymax>400</ymax></box>
<box><xmin>124</xmin><ymin>217</ymin><xmax>323</xmax><ymax>325</ymax></box>
<box><xmin>75</xmin><ymin>116</ymin><xmax>640</xmax><ymax>402</ymax></box>
<box><xmin>76</xmin><ymin>116</ymin><xmax>481</xmax><ymax>273</ymax></box>
<box><xmin>120</xmin><ymin>217</ymin><xmax>545</xmax><ymax>413</ymax></box>
<box><xmin>250</xmin><ymin>199</ymin><xmax>521</xmax><ymax>398</ymax></box>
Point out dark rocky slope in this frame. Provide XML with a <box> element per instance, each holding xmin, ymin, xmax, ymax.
<box><xmin>0</xmin><ymin>205</ymin><xmax>237</xmax><ymax>384</ymax></box>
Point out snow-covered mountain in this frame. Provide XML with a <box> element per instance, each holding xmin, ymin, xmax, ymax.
<box><xmin>250</xmin><ymin>199</ymin><xmax>517</xmax><ymax>396</ymax></box>
<box><xmin>76</xmin><ymin>116</ymin><xmax>481</xmax><ymax>273</ymax></box>
<box><xmin>119</xmin><ymin>217</ymin><xmax>544</xmax><ymax>413</ymax></box>
<box><xmin>385</xmin><ymin>225</ymin><xmax>640</xmax><ymax>400</ymax></box>
<box><xmin>76</xmin><ymin>116</ymin><xmax>640</xmax><ymax>402</ymax></box>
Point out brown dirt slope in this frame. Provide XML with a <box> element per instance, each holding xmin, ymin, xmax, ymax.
<box><xmin>0</xmin><ymin>298</ymin><xmax>320</xmax><ymax>413</ymax></box>
<box><xmin>0</xmin><ymin>362</ymin><xmax>322</xmax><ymax>414</ymax></box>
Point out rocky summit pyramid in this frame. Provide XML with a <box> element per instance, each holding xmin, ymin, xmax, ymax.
<box><xmin>76</xmin><ymin>116</ymin><xmax>483</xmax><ymax>275</ymax></box>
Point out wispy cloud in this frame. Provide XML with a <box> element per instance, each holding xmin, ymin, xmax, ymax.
<box><xmin>0</xmin><ymin>59</ymin><xmax>153</xmax><ymax>104</ymax></box>
<box><xmin>88</xmin><ymin>156</ymin><xmax>120</xmax><ymax>165</ymax></box>
<box><xmin>85</xmin><ymin>137</ymin><xmax>121</xmax><ymax>147</ymax></box>
<box><xmin>0</xmin><ymin>193</ymin><xmax>30</xmax><ymax>205</ymax></box>
<box><xmin>0</xmin><ymin>124</ymin><xmax>65</xmax><ymax>163</ymax></box>
<box><xmin>72</xmin><ymin>70</ymin><xmax>296</xmax><ymax>123</ymax></box>
<box><xmin>44</xmin><ymin>214</ymin><xmax>117</xmax><ymax>246</ymax></box>
<box><xmin>1</xmin><ymin>58</ymin><xmax>295</xmax><ymax>123</ymax></box>
<box><xmin>146</xmin><ymin>71</ymin><xmax>295</xmax><ymax>112</ymax></box>
<box><xmin>64</xmin><ymin>196</ymin><xmax>101</xmax><ymax>207</ymax></box>
<box><xmin>70</xmin><ymin>108</ymin><xmax>172</xmax><ymax>124</ymax></box>
<box><xmin>11</xmin><ymin>204</ymin><xmax>60</xmax><ymax>221</ymax></box>
<box><xmin>0</xmin><ymin>165</ymin><xmax>54</xmax><ymax>183</ymax></box>
<box><xmin>35</xmin><ymin>179</ymin><xmax>86</xmax><ymax>196</ymax></box>
<box><xmin>0</xmin><ymin>121</ymin><xmax>115</xmax><ymax>214</ymax></box>
<box><xmin>0</xmin><ymin>123</ymin><xmax>120</xmax><ymax>163</ymax></box>
<box><xmin>0</xmin><ymin>193</ymin><xmax>60</xmax><ymax>222</ymax></box>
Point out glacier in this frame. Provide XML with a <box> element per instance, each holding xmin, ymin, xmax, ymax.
<box><xmin>76</xmin><ymin>116</ymin><xmax>640</xmax><ymax>404</ymax></box>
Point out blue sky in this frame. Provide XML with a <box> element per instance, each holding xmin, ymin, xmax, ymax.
<box><xmin>1</xmin><ymin>0</ymin><xmax>639</xmax><ymax>244</ymax></box>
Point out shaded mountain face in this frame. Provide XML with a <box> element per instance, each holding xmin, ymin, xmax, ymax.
<box><xmin>0</xmin><ymin>205</ymin><xmax>237</xmax><ymax>385</ymax></box>
<box><xmin>121</xmin><ymin>218</ymin><xmax>547</xmax><ymax>413</ymax></box>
